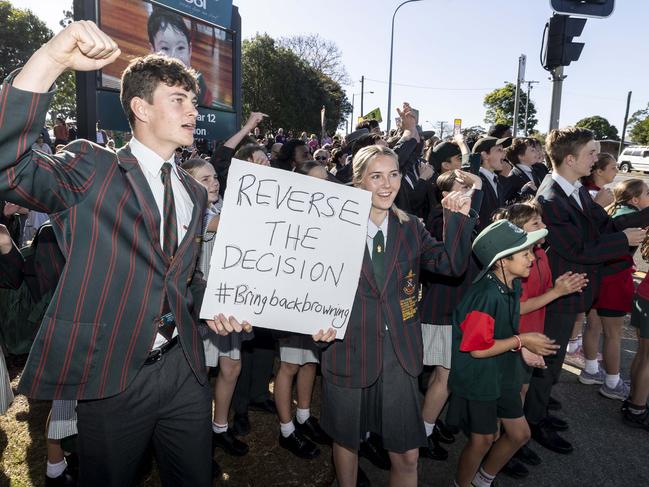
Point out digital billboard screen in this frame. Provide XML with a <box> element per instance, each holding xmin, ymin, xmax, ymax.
<box><xmin>98</xmin><ymin>0</ymin><xmax>234</xmax><ymax>111</ymax></box>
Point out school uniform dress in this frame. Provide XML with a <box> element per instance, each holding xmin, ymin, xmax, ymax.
<box><xmin>198</xmin><ymin>201</ymin><xmax>252</xmax><ymax>365</ymax></box>
<box><xmin>519</xmin><ymin>247</ymin><xmax>553</xmax><ymax>383</ymax></box>
<box><xmin>419</xmin><ymin>190</ymin><xmax>483</xmax><ymax>369</ymax></box>
<box><xmin>320</xmin><ymin>208</ymin><xmax>476</xmax><ymax>452</ymax></box>
<box><xmin>448</xmin><ymin>273</ymin><xmax>524</xmax><ymax>435</ymax></box>
<box><xmin>591</xmin><ymin>204</ymin><xmax>637</xmax><ymax>316</ymax></box>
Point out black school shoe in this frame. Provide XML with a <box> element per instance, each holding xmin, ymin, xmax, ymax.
<box><xmin>530</xmin><ymin>422</ymin><xmax>573</xmax><ymax>454</ymax></box>
<box><xmin>500</xmin><ymin>457</ymin><xmax>529</xmax><ymax>479</ymax></box>
<box><xmin>359</xmin><ymin>434</ymin><xmax>391</xmax><ymax>470</ymax></box>
<box><xmin>434</xmin><ymin>419</ymin><xmax>456</xmax><ymax>444</ymax></box>
<box><xmin>419</xmin><ymin>432</ymin><xmax>448</xmax><ymax>461</ymax></box>
<box><xmin>279</xmin><ymin>430</ymin><xmax>320</xmax><ymax>459</ymax></box>
<box><xmin>232</xmin><ymin>412</ymin><xmax>251</xmax><ymax>436</ymax></box>
<box><xmin>514</xmin><ymin>443</ymin><xmax>542</xmax><ymax>466</ymax></box>
<box><xmin>212</xmin><ymin>429</ymin><xmax>249</xmax><ymax>456</ymax></box>
<box><xmin>548</xmin><ymin>395</ymin><xmax>562</xmax><ymax>411</ymax></box>
<box><xmin>295</xmin><ymin>417</ymin><xmax>331</xmax><ymax>445</ymax></box>
<box><xmin>543</xmin><ymin>414</ymin><xmax>569</xmax><ymax>432</ymax></box>
<box><xmin>622</xmin><ymin>406</ymin><xmax>649</xmax><ymax>431</ymax></box>
<box><xmin>45</xmin><ymin>468</ymin><xmax>76</xmax><ymax>487</ymax></box>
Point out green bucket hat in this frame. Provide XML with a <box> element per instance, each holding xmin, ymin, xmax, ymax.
<box><xmin>472</xmin><ymin>220</ymin><xmax>548</xmax><ymax>283</ymax></box>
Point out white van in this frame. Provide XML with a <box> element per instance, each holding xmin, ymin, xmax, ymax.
<box><xmin>618</xmin><ymin>146</ymin><xmax>649</xmax><ymax>173</ymax></box>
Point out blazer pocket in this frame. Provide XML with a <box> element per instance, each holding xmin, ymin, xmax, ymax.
<box><xmin>39</xmin><ymin>318</ymin><xmax>108</xmax><ymax>386</ymax></box>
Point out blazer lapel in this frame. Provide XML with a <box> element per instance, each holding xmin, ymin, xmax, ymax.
<box><xmin>552</xmin><ymin>180</ymin><xmax>585</xmax><ymax>216</ymax></box>
<box><xmin>169</xmin><ymin>168</ymin><xmax>205</xmax><ymax>269</ymax></box>
<box><xmin>116</xmin><ymin>145</ymin><xmax>167</xmax><ymax>264</ymax></box>
<box><xmin>360</xmin><ymin>246</ymin><xmax>380</xmax><ymax>295</ymax></box>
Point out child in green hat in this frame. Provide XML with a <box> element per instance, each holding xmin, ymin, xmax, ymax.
<box><xmin>448</xmin><ymin>220</ymin><xmax>559</xmax><ymax>487</ymax></box>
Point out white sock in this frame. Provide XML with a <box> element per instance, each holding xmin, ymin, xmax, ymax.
<box><xmin>46</xmin><ymin>459</ymin><xmax>67</xmax><ymax>479</ymax></box>
<box><xmin>424</xmin><ymin>420</ymin><xmax>435</xmax><ymax>437</ymax></box>
<box><xmin>605</xmin><ymin>373</ymin><xmax>620</xmax><ymax>389</ymax></box>
<box><xmin>280</xmin><ymin>420</ymin><xmax>295</xmax><ymax>438</ymax></box>
<box><xmin>472</xmin><ymin>466</ymin><xmax>495</xmax><ymax>487</ymax></box>
<box><xmin>296</xmin><ymin>408</ymin><xmax>310</xmax><ymax>424</ymax></box>
<box><xmin>365</xmin><ymin>431</ymin><xmax>371</xmax><ymax>440</ymax></box>
<box><xmin>212</xmin><ymin>421</ymin><xmax>228</xmax><ymax>434</ymax></box>
<box><xmin>585</xmin><ymin>359</ymin><xmax>600</xmax><ymax>375</ymax></box>
<box><xmin>567</xmin><ymin>338</ymin><xmax>580</xmax><ymax>354</ymax></box>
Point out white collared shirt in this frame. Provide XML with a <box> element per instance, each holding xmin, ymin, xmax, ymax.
<box><xmin>551</xmin><ymin>172</ymin><xmax>583</xmax><ymax>209</ymax></box>
<box><xmin>129</xmin><ymin>137</ymin><xmax>194</xmax><ymax>247</ymax></box>
<box><xmin>366</xmin><ymin>215</ymin><xmax>389</xmax><ymax>259</ymax></box>
<box><xmin>130</xmin><ymin>138</ymin><xmax>194</xmax><ymax>349</ymax></box>
<box><xmin>479</xmin><ymin>167</ymin><xmax>499</xmax><ymax>195</ymax></box>
<box><xmin>517</xmin><ymin>163</ymin><xmax>534</xmax><ymax>181</ymax></box>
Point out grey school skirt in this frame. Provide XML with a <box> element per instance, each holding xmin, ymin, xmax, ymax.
<box><xmin>320</xmin><ymin>331</ymin><xmax>427</xmax><ymax>453</ymax></box>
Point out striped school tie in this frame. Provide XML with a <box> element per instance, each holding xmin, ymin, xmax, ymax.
<box><xmin>160</xmin><ymin>162</ymin><xmax>178</xmax><ymax>258</ymax></box>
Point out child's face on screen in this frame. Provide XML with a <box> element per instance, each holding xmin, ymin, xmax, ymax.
<box><xmin>151</xmin><ymin>25</ymin><xmax>192</xmax><ymax>67</ymax></box>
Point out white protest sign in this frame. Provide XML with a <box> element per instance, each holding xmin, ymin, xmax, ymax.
<box><xmin>200</xmin><ymin>159</ymin><xmax>371</xmax><ymax>338</ymax></box>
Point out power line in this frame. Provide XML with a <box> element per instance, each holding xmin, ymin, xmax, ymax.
<box><xmin>363</xmin><ymin>77</ymin><xmax>494</xmax><ymax>92</ymax></box>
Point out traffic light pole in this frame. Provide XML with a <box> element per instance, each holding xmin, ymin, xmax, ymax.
<box><xmin>549</xmin><ymin>66</ymin><xmax>565</xmax><ymax>131</ymax></box>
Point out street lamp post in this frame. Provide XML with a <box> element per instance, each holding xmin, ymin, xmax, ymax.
<box><xmin>350</xmin><ymin>90</ymin><xmax>374</xmax><ymax>132</ymax></box>
<box><xmin>387</xmin><ymin>0</ymin><xmax>423</xmax><ymax>133</ymax></box>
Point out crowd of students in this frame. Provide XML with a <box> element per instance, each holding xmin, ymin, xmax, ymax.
<box><xmin>1</xmin><ymin>20</ymin><xmax>648</xmax><ymax>487</ymax></box>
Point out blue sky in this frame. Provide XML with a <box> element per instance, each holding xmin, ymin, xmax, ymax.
<box><xmin>17</xmin><ymin>0</ymin><xmax>649</xmax><ymax>135</ymax></box>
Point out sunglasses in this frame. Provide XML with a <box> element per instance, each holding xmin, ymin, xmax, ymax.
<box><xmin>315</xmin><ymin>156</ymin><xmax>328</xmax><ymax>161</ymax></box>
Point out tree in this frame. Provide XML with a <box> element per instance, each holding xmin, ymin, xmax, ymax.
<box><xmin>278</xmin><ymin>34</ymin><xmax>350</xmax><ymax>85</ymax></box>
<box><xmin>0</xmin><ymin>1</ymin><xmax>52</xmax><ymax>80</ymax></box>
<box><xmin>483</xmin><ymin>83</ymin><xmax>538</xmax><ymax>134</ymax></box>
<box><xmin>575</xmin><ymin>115</ymin><xmax>619</xmax><ymax>140</ymax></box>
<box><xmin>242</xmin><ymin>34</ymin><xmax>351</xmax><ymax>136</ymax></box>
<box><xmin>629</xmin><ymin>117</ymin><xmax>649</xmax><ymax>145</ymax></box>
<box><xmin>50</xmin><ymin>5</ymin><xmax>77</xmax><ymax>121</ymax></box>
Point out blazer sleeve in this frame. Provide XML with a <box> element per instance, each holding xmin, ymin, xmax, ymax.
<box><xmin>419</xmin><ymin>209</ymin><xmax>477</xmax><ymax>276</ymax></box>
<box><xmin>538</xmin><ymin>193</ymin><xmax>629</xmax><ymax>265</ymax></box>
<box><xmin>0</xmin><ymin>78</ymin><xmax>97</xmax><ymax>213</ymax></box>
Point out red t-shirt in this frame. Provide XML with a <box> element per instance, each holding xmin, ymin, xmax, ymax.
<box><xmin>520</xmin><ymin>247</ymin><xmax>553</xmax><ymax>334</ymax></box>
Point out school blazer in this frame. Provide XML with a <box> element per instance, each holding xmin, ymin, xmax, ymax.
<box><xmin>321</xmin><ymin>209</ymin><xmax>476</xmax><ymax>388</ymax></box>
<box><xmin>0</xmin><ymin>80</ymin><xmax>208</xmax><ymax>400</ymax></box>
<box><xmin>536</xmin><ymin>174</ymin><xmax>649</xmax><ymax>313</ymax></box>
<box><xmin>477</xmin><ymin>173</ymin><xmax>504</xmax><ymax>231</ymax></box>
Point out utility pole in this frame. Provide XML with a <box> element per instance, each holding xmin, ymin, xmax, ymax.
<box><xmin>360</xmin><ymin>76</ymin><xmax>365</xmax><ymax>119</ymax></box>
<box><xmin>523</xmin><ymin>80</ymin><xmax>539</xmax><ymax>135</ymax></box>
<box><xmin>619</xmin><ymin>90</ymin><xmax>632</xmax><ymax>158</ymax></box>
<box><xmin>548</xmin><ymin>66</ymin><xmax>565</xmax><ymax>131</ymax></box>
<box><xmin>513</xmin><ymin>54</ymin><xmax>526</xmax><ymax>137</ymax></box>
<box><xmin>438</xmin><ymin>121</ymin><xmax>447</xmax><ymax>139</ymax></box>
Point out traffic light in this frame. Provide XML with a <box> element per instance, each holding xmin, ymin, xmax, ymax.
<box><xmin>550</xmin><ymin>0</ymin><xmax>615</xmax><ymax>18</ymax></box>
<box><xmin>543</xmin><ymin>14</ymin><xmax>587</xmax><ymax>70</ymax></box>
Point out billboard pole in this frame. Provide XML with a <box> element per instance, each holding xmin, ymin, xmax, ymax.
<box><xmin>231</xmin><ymin>6</ymin><xmax>242</xmax><ymax>131</ymax></box>
<box><xmin>74</xmin><ymin>0</ymin><xmax>98</xmax><ymax>141</ymax></box>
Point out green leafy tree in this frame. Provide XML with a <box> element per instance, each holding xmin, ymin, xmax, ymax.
<box><xmin>242</xmin><ymin>34</ymin><xmax>350</xmax><ymax>136</ymax></box>
<box><xmin>575</xmin><ymin>115</ymin><xmax>619</xmax><ymax>140</ymax></box>
<box><xmin>0</xmin><ymin>1</ymin><xmax>52</xmax><ymax>79</ymax></box>
<box><xmin>483</xmin><ymin>83</ymin><xmax>537</xmax><ymax>134</ymax></box>
<box><xmin>50</xmin><ymin>5</ymin><xmax>76</xmax><ymax>121</ymax></box>
<box><xmin>629</xmin><ymin>117</ymin><xmax>649</xmax><ymax>145</ymax></box>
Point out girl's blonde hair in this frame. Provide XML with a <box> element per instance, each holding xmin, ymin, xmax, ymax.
<box><xmin>606</xmin><ymin>178</ymin><xmax>646</xmax><ymax>216</ymax></box>
<box><xmin>180</xmin><ymin>157</ymin><xmax>211</xmax><ymax>178</ymax></box>
<box><xmin>352</xmin><ymin>145</ymin><xmax>409</xmax><ymax>223</ymax></box>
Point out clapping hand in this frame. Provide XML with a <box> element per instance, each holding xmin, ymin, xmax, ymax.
<box><xmin>554</xmin><ymin>271</ymin><xmax>588</xmax><ymax>296</ymax></box>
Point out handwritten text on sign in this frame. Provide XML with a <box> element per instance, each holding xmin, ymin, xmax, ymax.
<box><xmin>200</xmin><ymin>159</ymin><xmax>371</xmax><ymax>337</ymax></box>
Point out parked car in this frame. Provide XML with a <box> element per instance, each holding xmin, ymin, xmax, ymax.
<box><xmin>618</xmin><ymin>146</ymin><xmax>649</xmax><ymax>173</ymax></box>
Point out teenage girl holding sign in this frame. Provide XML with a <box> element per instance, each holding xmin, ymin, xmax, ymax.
<box><xmin>319</xmin><ymin>136</ymin><xmax>478</xmax><ymax>487</ymax></box>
